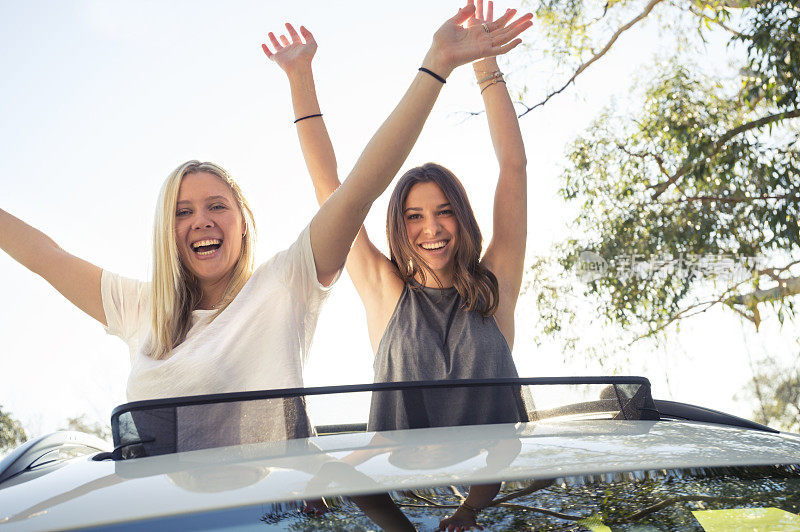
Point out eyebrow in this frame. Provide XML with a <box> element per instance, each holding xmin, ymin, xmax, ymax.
<box><xmin>403</xmin><ymin>202</ymin><xmax>451</xmax><ymax>213</ymax></box>
<box><xmin>176</xmin><ymin>195</ymin><xmax>230</xmax><ymax>206</ymax></box>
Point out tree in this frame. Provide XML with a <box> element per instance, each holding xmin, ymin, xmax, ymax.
<box><xmin>60</xmin><ymin>414</ymin><xmax>111</xmax><ymax>442</ymax></box>
<box><xmin>517</xmin><ymin>1</ymin><xmax>799</xmax><ymax>426</ymax></box>
<box><xmin>746</xmin><ymin>354</ymin><xmax>800</xmax><ymax>430</ymax></box>
<box><xmin>0</xmin><ymin>405</ymin><xmax>27</xmax><ymax>452</ymax></box>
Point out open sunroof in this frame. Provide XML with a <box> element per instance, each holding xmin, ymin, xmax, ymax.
<box><xmin>110</xmin><ymin>376</ymin><xmax>658</xmax><ymax>460</ymax></box>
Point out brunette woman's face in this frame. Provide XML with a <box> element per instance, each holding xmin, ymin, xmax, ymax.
<box><xmin>403</xmin><ymin>181</ymin><xmax>459</xmax><ymax>280</ymax></box>
<box><xmin>174</xmin><ymin>172</ymin><xmax>245</xmax><ymax>286</ymax></box>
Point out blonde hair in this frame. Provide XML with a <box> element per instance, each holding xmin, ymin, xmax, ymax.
<box><xmin>149</xmin><ymin>160</ymin><xmax>256</xmax><ymax>360</ymax></box>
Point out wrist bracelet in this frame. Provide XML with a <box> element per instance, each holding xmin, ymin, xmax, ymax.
<box><xmin>477</xmin><ymin>70</ymin><xmax>503</xmax><ymax>84</ymax></box>
<box><xmin>418</xmin><ymin>67</ymin><xmax>446</xmax><ymax>84</ymax></box>
<box><xmin>294</xmin><ymin>113</ymin><xmax>322</xmax><ymax>124</ymax></box>
<box><xmin>480</xmin><ymin>79</ymin><xmax>506</xmax><ymax>94</ymax></box>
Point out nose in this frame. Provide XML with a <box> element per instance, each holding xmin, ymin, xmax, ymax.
<box><xmin>422</xmin><ymin>217</ymin><xmax>442</xmax><ymax>237</ymax></box>
<box><xmin>191</xmin><ymin>212</ymin><xmax>214</xmax><ymax>230</ymax></box>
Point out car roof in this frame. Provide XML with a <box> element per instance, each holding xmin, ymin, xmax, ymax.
<box><xmin>1</xmin><ymin>419</ymin><xmax>799</xmax><ymax>531</ymax></box>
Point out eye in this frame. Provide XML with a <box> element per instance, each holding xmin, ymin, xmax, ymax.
<box><xmin>439</xmin><ymin>209</ymin><xmax>454</xmax><ymax>216</ymax></box>
<box><xmin>210</xmin><ymin>203</ymin><xmax>227</xmax><ymax>211</ymax></box>
<box><xmin>406</xmin><ymin>213</ymin><xmax>421</xmax><ymax>220</ymax></box>
<box><xmin>176</xmin><ymin>209</ymin><xmax>191</xmax><ymax>217</ymax></box>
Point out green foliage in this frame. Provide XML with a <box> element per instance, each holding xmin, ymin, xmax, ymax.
<box><xmin>533</xmin><ymin>0</ymin><xmax>637</xmax><ymax>62</ymax></box>
<box><xmin>747</xmin><ymin>355</ymin><xmax>800</xmax><ymax>431</ymax></box>
<box><xmin>520</xmin><ymin>0</ymin><xmax>800</xmax><ymax>424</ymax></box>
<box><xmin>525</xmin><ymin>0</ymin><xmax>799</xmax><ymax>336</ymax></box>
<box><xmin>739</xmin><ymin>1</ymin><xmax>800</xmax><ymax>110</ymax></box>
<box><xmin>557</xmin><ymin>64</ymin><xmax>798</xmax><ymax>336</ymax></box>
<box><xmin>0</xmin><ymin>405</ymin><xmax>27</xmax><ymax>453</ymax></box>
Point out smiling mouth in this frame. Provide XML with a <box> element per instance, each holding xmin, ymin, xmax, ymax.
<box><xmin>191</xmin><ymin>239</ymin><xmax>222</xmax><ymax>256</ymax></box>
<box><xmin>419</xmin><ymin>239</ymin><xmax>449</xmax><ymax>251</ymax></box>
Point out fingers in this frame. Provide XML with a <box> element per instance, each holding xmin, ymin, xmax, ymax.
<box><xmin>476</xmin><ymin>0</ymin><xmax>484</xmax><ymax>20</ymax></box>
<box><xmin>286</xmin><ymin>22</ymin><xmax>302</xmax><ymax>43</ymax></box>
<box><xmin>487</xmin><ymin>8</ymin><xmax>516</xmax><ymax>31</ymax></box>
<box><xmin>261</xmin><ymin>43</ymin><xmax>273</xmax><ymax>58</ymax></box>
<box><xmin>449</xmin><ymin>3</ymin><xmax>476</xmax><ymax>25</ymax></box>
<box><xmin>268</xmin><ymin>32</ymin><xmax>282</xmax><ymax>50</ymax></box>
<box><xmin>466</xmin><ymin>0</ymin><xmax>477</xmax><ymax>26</ymax></box>
<box><xmin>487</xmin><ymin>0</ymin><xmax>493</xmax><ymax>22</ymax></box>
<box><xmin>505</xmin><ymin>11</ymin><xmax>533</xmax><ymax>31</ymax></box>
<box><xmin>491</xmin><ymin>13</ymin><xmax>533</xmax><ymax>43</ymax></box>
<box><xmin>300</xmin><ymin>25</ymin><xmax>315</xmax><ymax>43</ymax></box>
<box><xmin>491</xmin><ymin>37</ymin><xmax>522</xmax><ymax>56</ymax></box>
<box><xmin>280</xmin><ymin>34</ymin><xmax>290</xmax><ymax>46</ymax></box>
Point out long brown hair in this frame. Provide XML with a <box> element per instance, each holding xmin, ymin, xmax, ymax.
<box><xmin>386</xmin><ymin>163</ymin><xmax>499</xmax><ymax>316</ymax></box>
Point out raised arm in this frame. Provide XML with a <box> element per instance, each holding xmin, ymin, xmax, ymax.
<box><xmin>262</xmin><ymin>23</ymin><xmax>392</xmax><ymax>301</ymax></box>
<box><xmin>470</xmin><ymin>1</ymin><xmax>529</xmax><ymax>311</ymax></box>
<box><xmin>0</xmin><ymin>208</ymin><xmax>105</xmax><ymax>325</ymax></box>
<box><xmin>262</xmin><ymin>24</ymin><xmax>339</xmax><ymax>205</ymax></box>
<box><xmin>295</xmin><ymin>3</ymin><xmax>532</xmax><ymax>286</ymax></box>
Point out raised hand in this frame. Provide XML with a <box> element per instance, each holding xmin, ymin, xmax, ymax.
<box><xmin>423</xmin><ymin>2</ymin><xmax>532</xmax><ymax>78</ymax></box>
<box><xmin>261</xmin><ymin>23</ymin><xmax>317</xmax><ymax>76</ymax></box>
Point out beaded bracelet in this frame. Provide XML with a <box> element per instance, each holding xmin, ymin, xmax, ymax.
<box><xmin>477</xmin><ymin>70</ymin><xmax>503</xmax><ymax>84</ymax></box>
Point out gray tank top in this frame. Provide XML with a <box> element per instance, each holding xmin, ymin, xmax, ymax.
<box><xmin>368</xmin><ymin>282</ymin><xmax>528</xmax><ymax>431</ymax></box>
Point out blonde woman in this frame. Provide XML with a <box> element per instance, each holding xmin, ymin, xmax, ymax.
<box><xmin>0</xmin><ymin>4</ymin><xmax>529</xmax><ymax>447</ymax></box>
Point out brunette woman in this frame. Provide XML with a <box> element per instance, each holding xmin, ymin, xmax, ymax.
<box><xmin>269</xmin><ymin>1</ymin><xmax>532</xmax><ymax>528</ymax></box>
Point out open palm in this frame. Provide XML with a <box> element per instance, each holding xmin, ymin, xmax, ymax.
<box><xmin>431</xmin><ymin>3</ymin><xmax>532</xmax><ymax>71</ymax></box>
<box><xmin>262</xmin><ymin>23</ymin><xmax>317</xmax><ymax>75</ymax></box>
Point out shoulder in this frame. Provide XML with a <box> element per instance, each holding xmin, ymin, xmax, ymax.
<box><xmin>253</xmin><ymin>226</ymin><xmax>313</xmax><ymax>277</ymax></box>
<box><xmin>101</xmin><ymin>270</ymin><xmax>149</xmax><ymax>303</ymax></box>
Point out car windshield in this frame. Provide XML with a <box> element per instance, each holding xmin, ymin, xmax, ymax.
<box><xmin>111</xmin><ymin>377</ymin><xmax>657</xmax><ymax>459</ymax></box>
<box><xmin>93</xmin><ymin>464</ymin><xmax>800</xmax><ymax>531</ymax></box>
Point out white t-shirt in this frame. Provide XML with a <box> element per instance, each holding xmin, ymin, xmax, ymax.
<box><xmin>101</xmin><ymin>225</ymin><xmax>337</xmax><ymax>403</ymax></box>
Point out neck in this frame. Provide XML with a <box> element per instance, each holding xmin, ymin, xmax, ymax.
<box><xmin>197</xmin><ymin>275</ymin><xmax>232</xmax><ymax>310</ymax></box>
<box><xmin>414</xmin><ymin>268</ymin><xmax>454</xmax><ymax>288</ymax></box>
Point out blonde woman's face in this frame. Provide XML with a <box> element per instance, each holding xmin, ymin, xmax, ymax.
<box><xmin>174</xmin><ymin>172</ymin><xmax>245</xmax><ymax>286</ymax></box>
<box><xmin>403</xmin><ymin>181</ymin><xmax>459</xmax><ymax>278</ymax></box>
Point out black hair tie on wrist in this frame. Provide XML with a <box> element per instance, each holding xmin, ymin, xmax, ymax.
<box><xmin>294</xmin><ymin>113</ymin><xmax>323</xmax><ymax>124</ymax></box>
<box><xmin>418</xmin><ymin>67</ymin><xmax>446</xmax><ymax>84</ymax></box>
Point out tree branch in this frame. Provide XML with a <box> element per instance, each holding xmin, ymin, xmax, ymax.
<box><xmin>681</xmin><ymin>3</ymin><xmax>746</xmax><ymax>37</ymax></box>
<box><xmin>518</xmin><ymin>0</ymin><xmax>665</xmax><ymax>118</ymax></box>
<box><xmin>727</xmin><ymin>275</ymin><xmax>800</xmax><ymax>306</ymax></box>
<box><xmin>632</xmin><ymin>277</ymin><xmax>751</xmax><ymax>342</ymax></box>
<box><xmin>494</xmin><ymin>502</ymin><xmax>584</xmax><ymax>521</ymax></box>
<box><xmin>616</xmin><ymin>143</ymin><xmax>671</xmax><ymax>178</ymax></box>
<box><xmin>612</xmin><ymin>494</ymin><xmax>748</xmax><ymax>524</ymax></box>
<box><xmin>759</xmin><ymin>259</ymin><xmax>800</xmax><ymax>281</ymax></box>
<box><xmin>491</xmin><ymin>479</ymin><xmax>553</xmax><ymax>505</ymax></box>
<box><xmin>659</xmin><ymin>193</ymin><xmax>793</xmax><ymax>204</ymax></box>
<box><xmin>651</xmin><ymin>109</ymin><xmax>800</xmax><ymax>199</ymax></box>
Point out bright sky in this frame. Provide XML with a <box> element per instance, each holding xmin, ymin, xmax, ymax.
<box><xmin>1</xmin><ymin>0</ymin><xmax>795</xmax><ymax>436</ymax></box>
